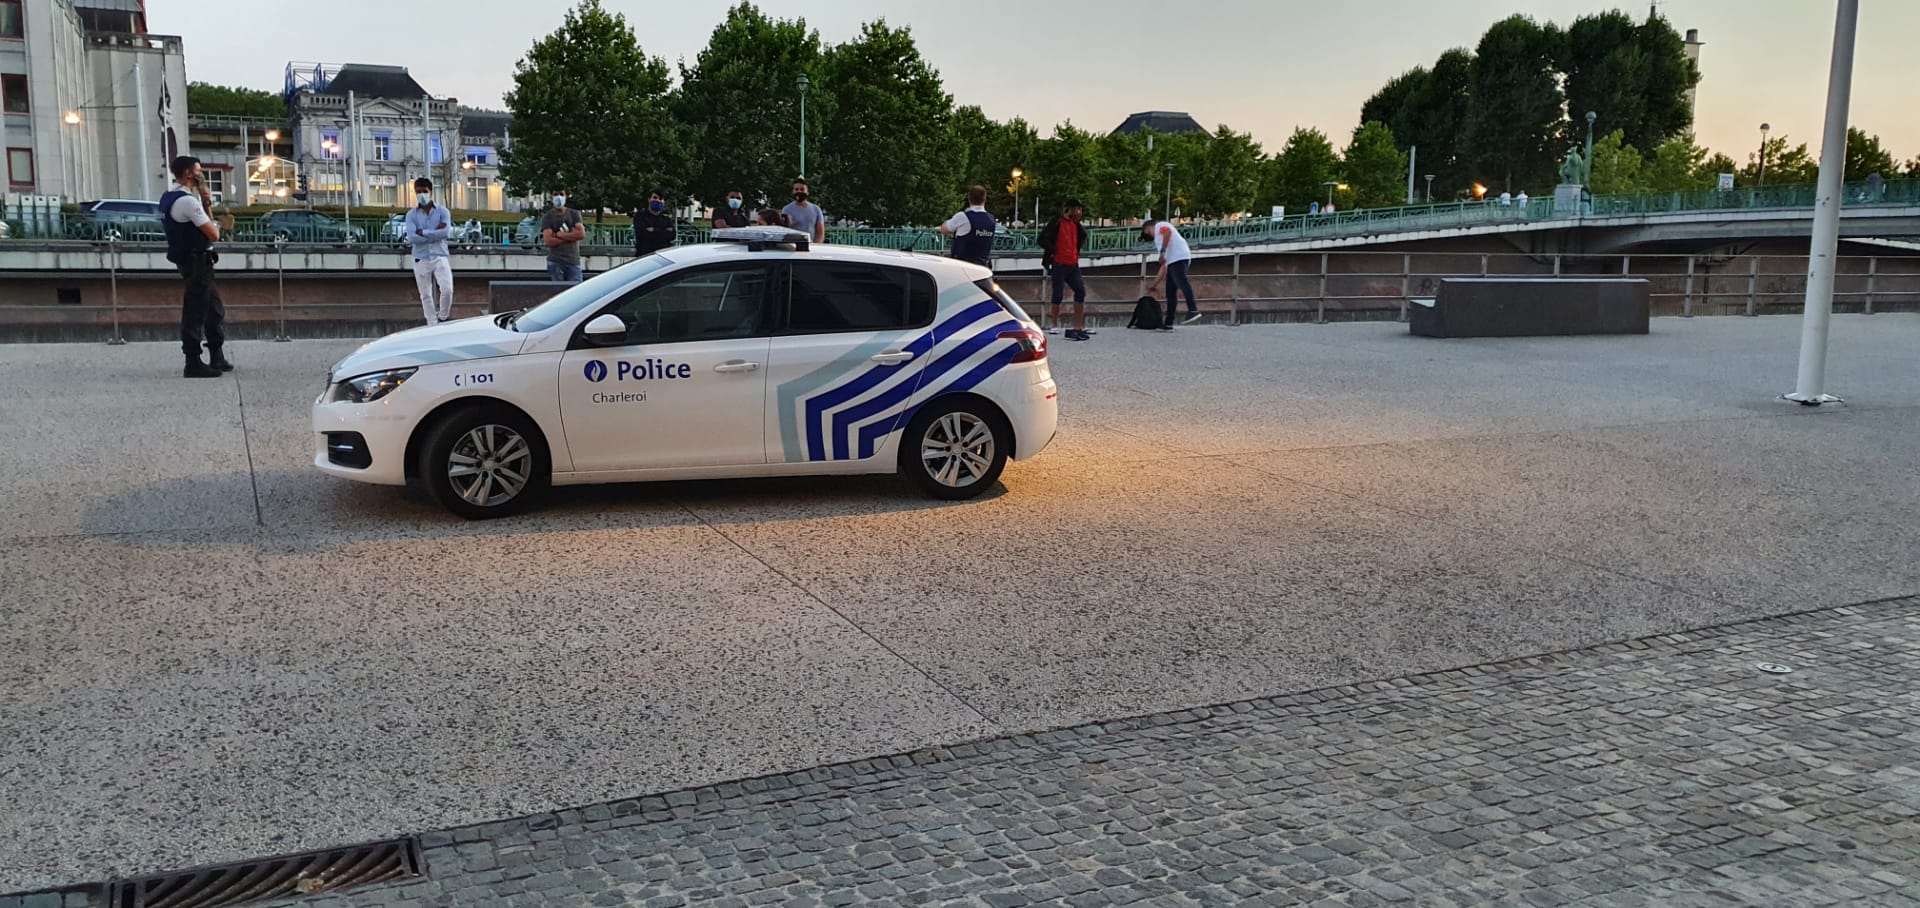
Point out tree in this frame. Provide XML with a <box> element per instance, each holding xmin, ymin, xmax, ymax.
<box><xmin>1183</xmin><ymin>124</ymin><xmax>1264</xmax><ymax>217</ymax></box>
<box><xmin>1031</xmin><ymin>123</ymin><xmax>1102</xmax><ymax>221</ymax></box>
<box><xmin>952</xmin><ymin>106</ymin><xmax>1038</xmax><ymax>221</ymax></box>
<box><xmin>1741</xmin><ymin>136</ymin><xmax>1818</xmax><ymax>186</ymax></box>
<box><xmin>1343</xmin><ymin>121</ymin><xmax>1409</xmax><ymax>208</ymax></box>
<box><xmin>1355</xmin><ymin>50</ymin><xmax>1473</xmax><ymax>199</ymax></box>
<box><xmin>675</xmin><ymin>2</ymin><xmax>825</xmax><ymax>210</ymax></box>
<box><xmin>1360</xmin><ymin>67</ymin><xmax>1428</xmax><ymax>149</ymax></box>
<box><xmin>1643</xmin><ymin>132</ymin><xmax>1710</xmax><ymax>192</ymax></box>
<box><xmin>813</xmin><ymin>20</ymin><xmax>958</xmax><ymax>226</ymax></box>
<box><xmin>1561</xmin><ymin>11</ymin><xmax>1697</xmax><ymax>153</ymax></box>
<box><xmin>1844</xmin><ymin>127</ymin><xmax>1897</xmax><ymax>181</ymax></box>
<box><xmin>1699</xmin><ymin>152</ymin><xmax>1739</xmax><ymax>186</ymax></box>
<box><xmin>1907</xmin><ymin>155</ymin><xmax>1920</xmax><ymax>177</ymax></box>
<box><xmin>501</xmin><ymin>0</ymin><xmax>685</xmax><ymax>215</ymax></box>
<box><xmin>1463</xmin><ymin>15</ymin><xmax>1566</xmax><ymax>192</ymax></box>
<box><xmin>1091</xmin><ymin>129</ymin><xmax>1151</xmax><ymax>221</ymax></box>
<box><xmin>1586</xmin><ymin>129</ymin><xmax>1646</xmax><ymax>195</ymax></box>
<box><xmin>1261</xmin><ymin>127</ymin><xmax>1340</xmax><ymax>213</ymax></box>
<box><xmin>187</xmin><ymin>83</ymin><xmax>284</xmax><ymax>119</ymax></box>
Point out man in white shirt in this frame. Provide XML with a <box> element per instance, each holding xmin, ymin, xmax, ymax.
<box><xmin>405</xmin><ymin>177</ymin><xmax>455</xmax><ymax>324</ymax></box>
<box><xmin>938</xmin><ymin>185</ymin><xmax>997</xmax><ymax>267</ymax></box>
<box><xmin>1142</xmin><ymin>218</ymin><xmax>1199</xmax><ymax>329</ymax></box>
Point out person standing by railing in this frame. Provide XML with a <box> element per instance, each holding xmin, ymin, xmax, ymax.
<box><xmin>1038</xmin><ymin>198</ymin><xmax>1091</xmax><ymax>341</ymax></box>
<box><xmin>634</xmin><ymin>191</ymin><xmax>675</xmax><ymax>257</ymax></box>
<box><xmin>540</xmin><ymin>190</ymin><xmax>585</xmax><ymax>282</ymax></box>
<box><xmin>406</xmin><ymin>177</ymin><xmax>455</xmax><ymax>325</ymax></box>
<box><xmin>1142</xmin><ymin>217</ymin><xmax>1199</xmax><ymax>328</ymax></box>
<box><xmin>939</xmin><ymin>185</ymin><xmax>997</xmax><ymax>268</ymax></box>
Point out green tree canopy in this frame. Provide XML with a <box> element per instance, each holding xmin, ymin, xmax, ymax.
<box><xmin>501</xmin><ymin>0</ymin><xmax>685</xmax><ymax>215</ymax></box>
<box><xmin>1184</xmin><ymin>124</ymin><xmax>1264</xmax><ymax>217</ymax></box>
<box><xmin>1343</xmin><ymin>121</ymin><xmax>1409</xmax><ymax>208</ymax></box>
<box><xmin>1261</xmin><ymin>127</ymin><xmax>1340</xmax><ymax>213</ymax></box>
<box><xmin>1030</xmin><ymin>123</ymin><xmax>1102</xmax><ymax>221</ymax></box>
<box><xmin>1742</xmin><ymin>135</ymin><xmax>1818</xmax><ymax>186</ymax></box>
<box><xmin>1463</xmin><ymin>14</ymin><xmax>1566</xmax><ymax>192</ymax></box>
<box><xmin>952</xmin><ymin>106</ymin><xmax>1038</xmax><ymax>221</ymax></box>
<box><xmin>813</xmin><ymin>20</ymin><xmax>958</xmax><ymax>226</ymax></box>
<box><xmin>187</xmin><ymin>83</ymin><xmax>285</xmax><ymax>120</ymax></box>
<box><xmin>1091</xmin><ymin>129</ymin><xmax>1151</xmax><ymax>221</ymax></box>
<box><xmin>1844</xmin><ymin>128</ymin><xmax>1897</xmax><ymax>180</ymax></box>
<box><xmin>1643</xmin><ymin>132</ymin><xmax>1710</xmax><ymax>192</ymax></box>
<box><xmin>1561</xmin><ymin>11</ymin><xmax>1697</xmax><ymax>153</ymax></box>
<box><xmin>1586</xmin><ymin>129</ymin><xmax>1646</xmax><ymax>195</ymax></box>
<box><xmin>675</xmin><ymin>2</ymin><xmax>824</xmax><ymax>210</ymax></box>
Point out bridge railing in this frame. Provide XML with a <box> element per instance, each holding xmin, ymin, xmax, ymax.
<box><xmin>3</xmin><ymin>179</ymin><xmax>1914</xmax><ymax>250</ymax></box>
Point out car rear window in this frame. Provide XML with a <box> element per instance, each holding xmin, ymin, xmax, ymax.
<box><xmin>786</xmin><ymin>262</ymin><xmax>935</xmax><ymax>333</ymax></box>
<box><xmin>975</xmin><ymin>278</ymin><xmax>1035</xmax><ymax>325</ymax></box>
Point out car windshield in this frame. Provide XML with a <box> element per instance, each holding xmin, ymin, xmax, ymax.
<box><xmin>511</xmin><ymin>254</ymin><xmax>675</xmax><ymax>333</ymax></box>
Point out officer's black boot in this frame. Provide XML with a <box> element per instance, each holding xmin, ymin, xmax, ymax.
<box><xmin>207</xmin><ymin>345</ymin><xmax>234</xmax><ymax>372</ymax></box>
<box><xmin>184</xmin><ymin>352</ymin><xmax>222</xmax><ymax>378</ymax></box>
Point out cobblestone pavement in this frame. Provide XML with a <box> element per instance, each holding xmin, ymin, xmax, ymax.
<box><xmin>20</xmin><ymin>597</ymin><xmax>1900</xmax><ymax>908</ymax></box>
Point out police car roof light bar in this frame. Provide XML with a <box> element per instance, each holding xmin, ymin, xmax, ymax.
<box><xmin>712</xmin><ymin>226</ymin><xmax>811</xmax><ymax>252</ymax></box>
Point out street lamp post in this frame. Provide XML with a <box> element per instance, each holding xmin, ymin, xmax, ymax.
<box><xmin>1010</xmin><ymin>168</ymin><xmax>1022</xmax><ymax>226</ymax></box>
<box><xmin>1424</xmin><ymin>174</ymin><xmax>1435</xmax><ymax>203</ymax></box>
<box><xmin>1163</xmin><ymin>163</ymin><xmax>1175</xmax><ymax>219</ymax></box>
<box><xmin>794</xmin><ymin>74</ymin><xmax>810</xmax><ymax>177</ymax></box>
<box><xmin>1583</xmin><ymin>111</ymin><xmax>1598</xmax><ymax>186</ymax></box>
<box><xmin>1757</xmin><ymin>122</ymin><xmax>1771</xmax><ymax>186</ymax></box>
<box><xmin>1323</xmin><ymin>181</ymin><xmax>1348</xmax><ymax>209</ymax></box>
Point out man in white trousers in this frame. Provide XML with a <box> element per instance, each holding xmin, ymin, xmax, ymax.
<box><xmin>406</xmin><ymin>177</ymin><xmax>455</xmax><ymax>324</ymax></box>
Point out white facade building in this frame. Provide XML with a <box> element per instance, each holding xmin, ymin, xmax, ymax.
<box><xmin>0</xmin><ymin>0</ymin><xmax>188</xmax><ymax>202</ymax></box>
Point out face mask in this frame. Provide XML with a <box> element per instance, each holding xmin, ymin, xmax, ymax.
<box><xmin>793</xmin><ymin>192</ymin><xmax>808</xmax><ymax>203</ymax></box>
<box><xmin>417</xmin><ymin>193</ymin><xmax>432</xmax><ymax>206</ymax></box>
<box><xmin>727</xmin><ymin>198</ymin><xmax>742</xmax><ymax>209</ymax></box>
<box><xmin>648</xmin><ymin>200</ymin><xmax>665</xmax><ymax>213</ymax></box>
<box><xmin>552</xmin><ymin>196</ymin><xmax>566</xmax><ymax>209</ymax></box>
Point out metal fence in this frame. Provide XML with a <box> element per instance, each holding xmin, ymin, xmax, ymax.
<box><xmin>4</xmin><ymin>179</ymin><xmax>1916</xmax><ymax>253</ymax></box>
<box><xmin>998</xmin><ymin>250</ymin><xmax>1920</xmax><ymax>325</ymax></box>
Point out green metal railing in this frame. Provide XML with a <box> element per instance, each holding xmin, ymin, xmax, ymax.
<box><xmin>3</xmin><ymin>179</ymin><xmax>1914</xmax><ymax>252</ymax></box>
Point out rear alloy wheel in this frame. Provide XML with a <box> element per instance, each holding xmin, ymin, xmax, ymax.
<box><xmin>900</xmin><ymin>399</ymin><xmax>1008</xmax><ymax>500</ymax></box>
<box><xmin>418</xmin><ymin>406</ymin><xmax>550</xmax><ymax>519</ymax></box>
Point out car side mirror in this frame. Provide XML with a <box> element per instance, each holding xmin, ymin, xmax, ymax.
<box><xmin>583</xmin><ymin>313</ymin><xmax>627</xmax><ymax>346</ymax></box>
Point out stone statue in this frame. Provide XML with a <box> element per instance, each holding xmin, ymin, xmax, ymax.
<box><xmin>1558</xmin><ymin>149</ymin><xmax>1585</xmax><ymax>185</ymax></box>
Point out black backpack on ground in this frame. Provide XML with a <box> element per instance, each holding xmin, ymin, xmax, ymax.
<box><xmin>1127</xmin><ymin>295</ymin><xmax>1163</xmax><ymax>329</ymax></box>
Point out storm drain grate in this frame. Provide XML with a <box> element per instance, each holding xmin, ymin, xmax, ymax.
<box><xmin>106</xmin><ymin>837</ymin><xmax>426</xmax><ymax>908</ymax></box>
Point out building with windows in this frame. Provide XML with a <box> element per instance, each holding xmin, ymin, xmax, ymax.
<box><xmin>0</xmin><ymin>0</ymin><xmax>188</xmax><ymax>202</ymax></box>
<box><xmin>456</xmin><ymin>107</ymin><xmax>526</xmax><ymax>212</ymax></box>
<box><xmin>187</xmin><ymin>113</ymin><xmax>292</xmax><ymax>205</ymax></box>
<box><xmin>1109</xmin><ymin>111</ymin><xmax>1209</xmax><ymax>138</ymax></box>
<box><xmin>286</xmin><ymin>62</ymin><xmax>472</xmax><ymax>210</ymax></box>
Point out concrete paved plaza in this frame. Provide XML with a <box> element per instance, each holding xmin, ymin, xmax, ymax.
<box><xmin>3</xmin><ymin>314</ymin><xmax>1919</xmax><ymax>896</ymax></box>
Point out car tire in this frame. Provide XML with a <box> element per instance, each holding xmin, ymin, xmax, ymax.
<box><xmin>273</xmin><ymin>230</ymin><xmax>291</xmax><ymax>244</ymax></box>
<box><xmin>416</xmin><ymin>404</ymin><xmax>551</xmax><ymax>519</ymax></box>
<box><xmin>898</xmin><ymin>397</ymin><xmax>1009</xmax><ymax>501</ymax></box>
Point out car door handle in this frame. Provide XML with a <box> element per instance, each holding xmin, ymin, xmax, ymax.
<box><xmin>870</xmin><ymin>351</ymin><xmax>916</xmax><ymax>365</ymax></box>
<box><xmin>713</xmin><ymin>361</ymin><xmax>761</xmax><ymax>373</ymax></box>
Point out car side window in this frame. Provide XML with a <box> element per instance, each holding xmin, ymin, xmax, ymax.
<box><xmin>785</xmin><ymin>262</ymin><xmax>935</xmax><ymax>333</ymax></box>
<box><xmin>594</xmin><ymin>264</ymin><xmax>770</xmax><ymax>347</ymax></box>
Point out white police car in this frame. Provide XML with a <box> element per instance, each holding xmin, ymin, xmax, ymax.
<box><xmin>313</xmin><ymin>227</ymin><xmax>1058</xmax><ymax>518</ymax></box>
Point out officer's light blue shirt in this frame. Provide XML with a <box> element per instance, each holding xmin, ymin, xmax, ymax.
<box><xmin>405</xmin><ymin>204</ymin><xmax>452</xmax><ymax>262</ymax></box>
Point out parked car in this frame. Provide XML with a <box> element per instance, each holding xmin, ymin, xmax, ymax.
<box><xmin>257</xmin><ymin>209</ymin><xmax>364</xmax><ymax>245</ymax></box>
<box><xmin>383</xmin><ymin>214</ymin><xmax>488</xmax><ymax>248</ymax></box>
<box><xmin>312</xmin><ymin>227</ymin><xmax>1057</xmax><ymax>517</ymax></box>
<box><xmin>74</xmin><ymin>199</ymin><xmax>166</xmax><ymax>242</ymax></box>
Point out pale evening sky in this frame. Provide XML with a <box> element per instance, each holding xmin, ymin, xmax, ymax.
<box><xmin>150</xmin><ymin>0</ymin><xmax>1920</xmax><ymax>166</ymax></box>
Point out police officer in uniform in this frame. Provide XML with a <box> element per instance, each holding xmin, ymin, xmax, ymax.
<box><xmin>161</xmin><ymin>155</ymin><xmax>228</xmax><ymax>378</ymax></box>
<box><xmin>939</xmin><ymin>184</ymin><xmax>998</xmax><ymax>267</ymax></box>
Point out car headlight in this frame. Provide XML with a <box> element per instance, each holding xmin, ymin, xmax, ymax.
<box><xmin>336</xmin><ymin>367</ymin><xmax>416</xmax><ymax>403</ymax></box>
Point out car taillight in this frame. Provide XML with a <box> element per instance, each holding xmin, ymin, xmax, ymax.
<box><xmin>999</xmin><ymin>328</ymin><xmax>1047</xmax><ymax>363</ymax></box>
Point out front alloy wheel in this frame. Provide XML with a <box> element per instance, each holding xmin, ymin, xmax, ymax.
<box><xmin>447</xmin><ymin>424</ymin><xmax>532</xmax><ymax>508</ymax></box>
<box><xmin>418</xmin><ymin>405</ymin><xmax>550</xmax><ymax>518</ymax></box>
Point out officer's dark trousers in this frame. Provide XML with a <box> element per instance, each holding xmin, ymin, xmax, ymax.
<box><xmin>178</xmin><ymin>253</ymin><xmax>226</xmax><ymax>356</ymax></box>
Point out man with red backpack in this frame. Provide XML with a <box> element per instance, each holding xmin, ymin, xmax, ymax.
<box><xmin>1037</xmin><ymin>199</ymin><xmax>1092</xmax><ymax>341</ymax></box>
